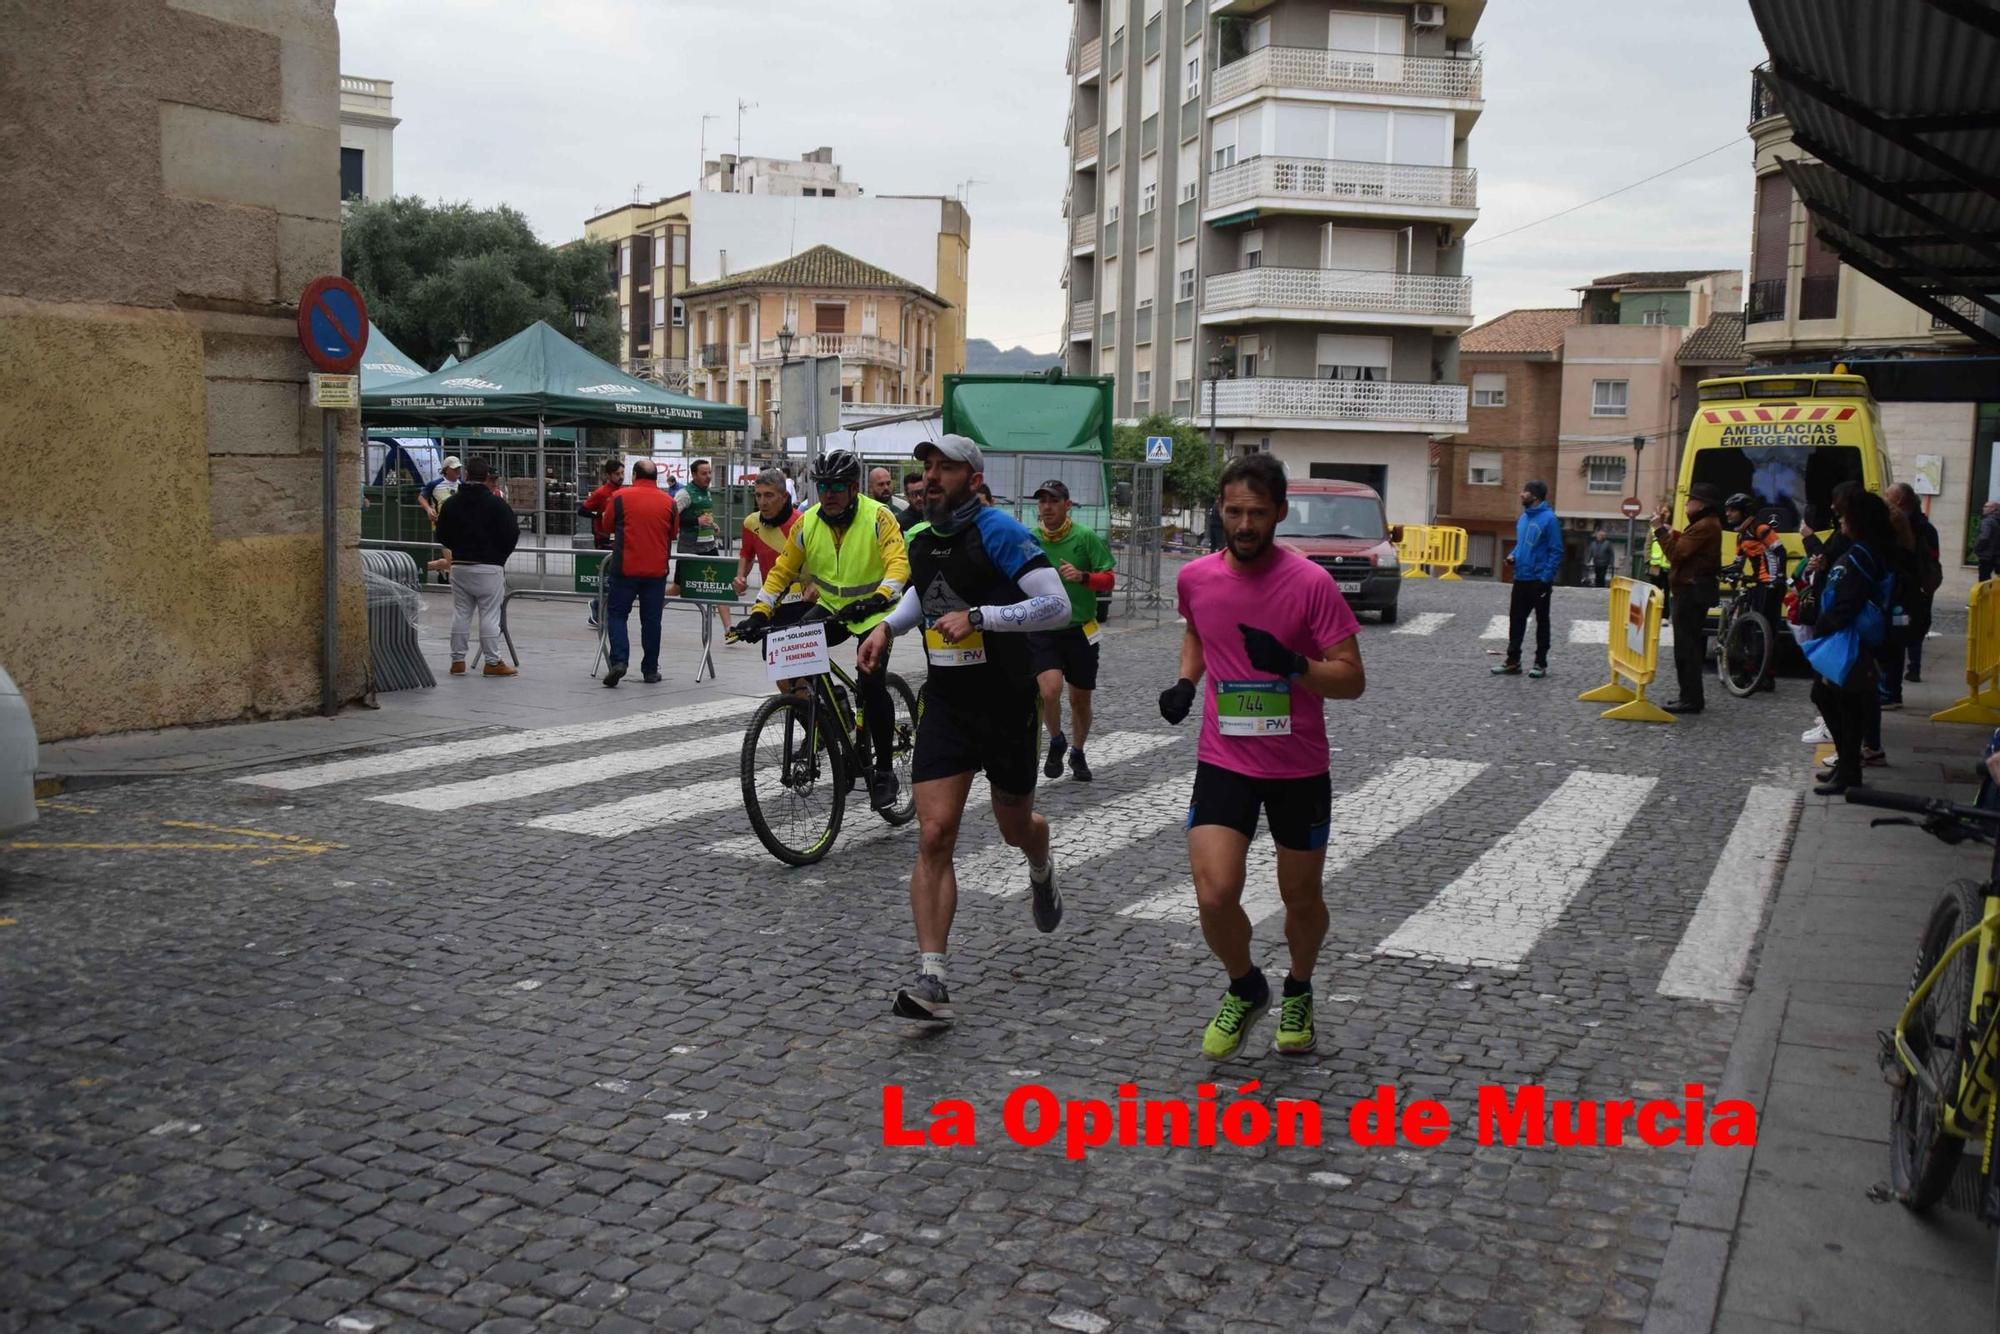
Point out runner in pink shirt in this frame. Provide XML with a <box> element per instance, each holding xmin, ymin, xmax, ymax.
<box><xmin>1159</xmin><ymin>454</ymin><xmax>1366</xmax><ymax>1061</ymax></box>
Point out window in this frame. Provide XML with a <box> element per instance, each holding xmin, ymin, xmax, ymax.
<box><xmin>1471</xmin><ymin>373</ymin><xmax>1506</xmax><ymax>407</ymax></box>
<box><xmin>1178</xmin><ymin>139</ymin><xmax>1199</xmax><ymax>202</ymax></box>
<box><xmin>652</xmin><ymin>297</ymin><xmax>666</xmax><ymax>327</ymax></box>
<box><xmin>1135</xmin><ymin>369</ymin><xmax>1152</xmax><ymax>403</ymax></box>
<box><xmin>1107</xmin><ymin>200</ymin><xmax>1122</xmax><ymax>225</ymax></box>
<box><xmin>1142</xmin><ymin>58</ymin><xmax>1161</xmax><ymax>119</ymax></box>
<box><xmin>1141</xmin><ymin>176</ymin><xmax>1158</xmax><ymax>213</ymax></box>
<box><xmin>1211</xmin><ymin>116</ymin><xmax>1237</xmax><ymax>172</ymax></box>
<box><xmin>653</xmin><ymin>235</ymin><xmax>666</xmax><ymax>269</ymax></box>
<box><xmin>1186</xmin><ymin>54</ymin><xmax>1201</xmax><ymax>99</ymax></box>
<box><xmin>1315</xmin><ymin>333</ymin><xmax>1391</xmax><ymax>381</ymax></box>
<box><xmin>1247</xmin><ymin>16</ymin><xmax>1270</xmax><ymax>50</ymax></box>
<box><xmin>1467</xmin><ymin>451</ymin><xmax>1503</xmax><ymax>486</ymax></box>
<box><xmin>1641</xmin><ymin>309</ymin><xmax>1668</xmax><ymax>325</ymax></box>
<box><xmin>1107</xmin><ymin>74</ymin><xmax>1124</xmax><ymax>133</ymax></box>
<box><xmin>340</xmin><ymin>147</ymin><xmax>365</xmax><ymax>200</ymax></box>
<box><xmin>1178</xmin><ymin>267</ymin><xmax>1195</xmax><ymax>301</ymax></box>
<box><xmin>1237</xmin><ymin>334</ymin><xmax>1261</xmax><ymax>378</ymax></box>
<box><xmin>671</xmin><ymin>297</ymin><xmax>685</xmax><ymax>327</ymax></box>
<box><xmin>814</xmin><ymin>303</ymin><xmax>844</xmax><ymax>335</ymax></box>
<box><xmin>672</xmin><ymin>233</ymin><xmax>687</xmax><ymax>267</ymax></box>
<box><xmin>1591</xmin><ymin>379</ymin><xmax>1629</xmax><ymax>416</ymax></box>
<box><xmin>619</xmin><ymin>241</ymin><xmax>632</xmax><ymax>277</ymax></box>
<box><xmin>1241</xmin><ymin>229</ymin><xmax>1263</xmax><ymax>269</ymax></box>
<box><xmin>1586</xmin><ymin>457</ymin><xmax>1627</xmax><ymax>494</ymax></box>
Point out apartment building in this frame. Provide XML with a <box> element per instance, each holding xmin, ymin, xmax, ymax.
<box><xmin>1062</xmin><ymin>0</ymin><xmax>1483</xmax><ymax>524</ymax></box>
<box><xmin>681</xmin><ymin>245</ymin><xmax>946</xmax><ymax>445</ymax></box>
<box><xmin>702</xmin><ymin>146</ymin><xmax>861</xmax><ymax>198</ymax></box>
<box><xmin>338</xmin><ymin>75</ymin><xmax>397</xmax><ymax>203</ymax></box>
<box><xmin>1747</xmin><ymin>65</ymin><xmax>1995</xmax><ymax>583</ymax></box>
<box><xmin>583</xmin><ymin>194</ymin><xmax>692</xmax><ymax>386</ymax></box>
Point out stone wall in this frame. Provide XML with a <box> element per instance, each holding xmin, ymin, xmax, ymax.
<box><xmin>0</xmin><ymin>0</ymin><xmax>366</xmax><ymax>741</ymax></box>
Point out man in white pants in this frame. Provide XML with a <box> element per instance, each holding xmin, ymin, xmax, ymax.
<box><xmin>432</xmin><ymin>459</ymin><xmax>521</xmax><ymax>676</ymax></box>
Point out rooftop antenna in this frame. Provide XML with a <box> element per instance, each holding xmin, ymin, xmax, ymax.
<box><xmin>698</xmin><ymin>112</ymin><xmax>720</xmax><ymax>190</ymax></box>
<box><xmin>959</xmin><ymin>179</ymin><xmax>985</xmax><ymax>211</ymax></box>
<box><xmin>631</xmin><ymin>182</ymin><xmax>644</xmax><ymax>204</ymax></box>
<box><xmin>736</xmin><ymin>99</ymin><xmax>759</xmax><ymax>171</ymax></box>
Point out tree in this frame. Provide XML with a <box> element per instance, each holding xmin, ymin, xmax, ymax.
<box><xmin>341</xmin><ymin>197</ymin><xmax>617</xmax><ymax>369</ymax></box>
<box><xmin>1110</xmin><ymin>412</ymin><xmax>1219</xmax><ymax>509</ymax></box>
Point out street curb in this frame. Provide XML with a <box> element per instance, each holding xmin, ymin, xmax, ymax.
<box><xmin>34</xmin><ymin>721</ymin><xmax>484</xmax><ymax>792</ymax></box>
<box><xmin>1640</xmin><ymin>802</ymin><xmax>1803</xmax><ymax>1334</ymax></box>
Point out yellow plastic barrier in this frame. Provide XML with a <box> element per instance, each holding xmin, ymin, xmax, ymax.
<box><xmin>1933</xmin><ymin>578</ymin><xmax>2000</xmax><ymax>725</ymax></box>
<box><xmin>1423</xmin><ymin>526</ymin><xmax>1468</xmax><ymax>581</ymax></box>
<box><xmin>1397</xmin><ymin>524</ymin><xmax>1433</xmax><ymax>579</ymax></box>
<box><xmin>1578</xmin><ymin>576</ymin><xmax>1674</xmax><ymax>724</ymax></box>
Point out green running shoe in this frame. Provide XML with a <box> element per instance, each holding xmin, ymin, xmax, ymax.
<box><xmin>1274</xmin><ymin>989</ymin><xmax>1316</xmax><ymax>1056</ymax></box>
<box><xmin>1201</xmin><ymin>988</ymin><xmax>1270</xmax><ymax>1061</ymax></box>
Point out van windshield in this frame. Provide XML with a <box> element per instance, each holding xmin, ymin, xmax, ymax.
<box><xmin>1690</xmin><ymin>446</ymin><xmax>1865</xmax><ymax>529</ymax></box>
<box><xmin>1275</xmin><ymin>495</ymin><xmax>1386</xmax><ymax>541</ymax></box>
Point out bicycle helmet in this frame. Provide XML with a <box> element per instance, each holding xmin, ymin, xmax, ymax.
<box><xmin>1725</xmin><ymin>492</ymin><xmax>1757</xmax><ymax>515</ymax></box>
<box><xmin>811</xmin><ymin>449</ymin><xmax>865</xmax><ymax>527</ymax></box>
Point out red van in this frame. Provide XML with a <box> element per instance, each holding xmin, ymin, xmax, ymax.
<box><xmin>1274</xmin><ymin>478</ymin><xmax>1401</xmax><ymax>622</ymax></box>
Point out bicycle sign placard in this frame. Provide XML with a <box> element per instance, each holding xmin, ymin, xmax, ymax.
<box><xmin>765</xmin><ymin>622</ymin><xmax>830</xmax><ymax>681</ymax></box>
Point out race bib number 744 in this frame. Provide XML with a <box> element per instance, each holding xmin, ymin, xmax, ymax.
<box><xmin>1214</xmin><ymin>680</ymin><xmax>1292</xmax><ymax>736</ymax></box>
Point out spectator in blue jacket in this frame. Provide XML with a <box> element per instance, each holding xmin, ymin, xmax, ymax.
<box><xmin>1494</xmin><ymin>479</ymin><xmax>1564</xmax><ymax>678</ymax></box>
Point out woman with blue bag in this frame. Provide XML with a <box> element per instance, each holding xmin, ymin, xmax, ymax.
<box><xmin>1800</xmin><ymin>489</ymin><xmax>1901</xmax><ymax>795</ymax></box>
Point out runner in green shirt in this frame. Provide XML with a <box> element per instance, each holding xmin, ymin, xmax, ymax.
<box><xmin>1029</xmin><ymin>479</ymin><xmax>1117</xmax><ymax>781</ymax></box>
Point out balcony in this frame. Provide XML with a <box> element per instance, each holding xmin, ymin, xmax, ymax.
<box><xmin>755</xmin><ymin>333</ymin><xmax>902</xmax><ymax>366</ymax></box>
<box><xmin>1200</xmin><ymin>377</ymin><xmax>1468</xmax><ymax>432</ymax></box>
<box><xmin>1075</xmin><ymin>123</ymin><xmax>1099</xmax><ymax>165</ymax></box>
<box><xmin>1746</xmin><ymin>277</ymin><xmax>1787</xmax><ymax>324</ymax></box>
<box><xmin>1072</xmin><ymin>213</ymin><xmax>1098</xmax><ymax>251</ymax></box>
<box><xmin>1211</xmin><ymin>46</ymin><xmax>1483</xmax><ymax>112</ymax></box>
<box><xmin>1201</xmin><ymin>267</ymin><xmax>1474</xmax><ymax>328</ymax></box>
<box><xmin>1932</xmin><ymin>293</ymin><xmax>1981</xmax><ymax>331</ymax></box>
<box><xmin>696</xmin><ymin>343</ymin><xmax>727</xmax><ymax>369</ymax></box>
<box><xmin>1078</xmin><ymin>35</ymin><xmax>1102</xmax><ymax>82</ymax></box>
<box><xmin>1206</xmin><ymin>156</ymin><xmax>1478</xmax><ymax>222</ymax></box>
<box><xmin>1748</xmin><ymin>62</ymin><xmax>1782</xmax><ymax>128</ymax></box>
<box><xmin>1071</xmin><ymin>300</ymin><xmax>1096</xmax><ymax>341</ymax></box>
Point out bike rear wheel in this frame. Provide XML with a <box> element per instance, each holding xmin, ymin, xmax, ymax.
<box><xmin>1891</xmin><ymin>879</ymin><xmax>1983</xmax><ymax>1211</ymax></box>
<box><xmin>876</xmin><ymin>674</ymin><xmax>919</xmax><ymax>826</ymax></box>
<box><xmin>1720</xmin><ymin>608</ymin><xmax>1773</xmax><ymax>698</ymax></box>
<box><xmin>740</xmin><ymin>691</ymin><xmax>847</xmax><ymax>866</ymax></box>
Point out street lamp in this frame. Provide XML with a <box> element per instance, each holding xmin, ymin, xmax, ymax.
<box><xmin>1630</xmin><ymin>432</ymin><xmax>1647</xmax><ymax>579</ymax></box>
<box><xmin>571</xmin><ymin>300</ymin><xmax>589</xmax><ymax>334</ymax></box>
<box><xmin>777</xmin><ymin>324</ymin><xmax>796</xmax><ymax>365</ymax></box>
<box><xmin>453</xmin><ymin>331</ymin><xmax>472</xmax><ymax>360</ymax></box>
<box><xmin>1205</xmin><ymin>354</ymin><xmax>1225</xmax><ymax>471</ymax></box>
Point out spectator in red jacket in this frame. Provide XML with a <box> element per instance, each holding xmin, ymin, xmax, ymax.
<box><xmin>578</xmin><ymin>457</ymin><xmax>624</xmax><ymax>628</ymax></box>
<box><xmin>602</xmin><ymin>460</ymin><xmax>679</xmax><ymax>687</ymax></box>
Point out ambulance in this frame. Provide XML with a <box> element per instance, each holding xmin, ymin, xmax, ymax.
<box><xmin>1672</xmin><ymin>371</ymin><xmax>1894</xmax><ymax>566</ymax></box>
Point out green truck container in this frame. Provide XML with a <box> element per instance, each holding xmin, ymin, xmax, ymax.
<box><xmin>940</xmin><ymin>372</ymin><xmax>1115</xmax><ymax>537</ymax></box>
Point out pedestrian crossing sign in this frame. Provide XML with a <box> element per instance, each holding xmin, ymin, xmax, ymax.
<box><xmin>1146</xmin><ymin>435</ymin><xmax>1173</xmax><ymax>463</ymax></box>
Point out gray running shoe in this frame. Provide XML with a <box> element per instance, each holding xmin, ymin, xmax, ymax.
<box><xmin>892</xmin><ymin>974</ymin><xmax>953</xmax><ymax>1023</ymax></box>
<box><xmin>1029</xmin><ymin>859</ymin><xmax>1063</xmax><ymax>933</ymax></box>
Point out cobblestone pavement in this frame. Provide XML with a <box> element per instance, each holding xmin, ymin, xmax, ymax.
<box><xmin>1</xmin><ymin>579</ymin><xmax>1814</xmax><ymax>1333</ymax></box>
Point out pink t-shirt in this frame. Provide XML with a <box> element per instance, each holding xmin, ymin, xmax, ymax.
<box><xmin>1177</xmin><ymin>546</ymin><xmax>1361</xmax><ymax>779</ymax></box>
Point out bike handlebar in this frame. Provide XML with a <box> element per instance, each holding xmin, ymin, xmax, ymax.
<box><xmin>1845</xmin><ymin>789</ymin><xmax>2000</xmax><ymax>824</ymax></box>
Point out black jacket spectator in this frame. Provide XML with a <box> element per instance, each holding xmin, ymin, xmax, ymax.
<box><xmin>1979</xmin><ymin>506</ymin><xmax>2000</xmax><ymax>580</ymax></box>
<box><xmin>436</xmin><ymin>483</ymin><xmax>520</xmax><ymax>566</ymax></box>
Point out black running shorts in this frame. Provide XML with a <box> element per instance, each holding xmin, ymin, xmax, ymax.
<box><xmin>912</xmin><ymin>684</ymin><xmax>1040</xmax><ymax>796</ymax></box>
<box><xmin>1185</xmin><ymin>761</ymin><xmax>1332</xmax><ymax>851</ymax></box>
<box><xmin>1027</xmin><ymin>626</ymin><xmax>1100</xmax><ymax>691</ymax></box>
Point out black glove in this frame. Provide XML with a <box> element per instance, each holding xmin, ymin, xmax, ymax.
<box><xmin>1159</xmin><ymin>677</ymin><xmax>1197</xmax><ymax>725</ymax></box>
<box><xmin>1240</xmin><ymin>624</ymin><xmax>1306</xmax><ymax>679</ymax></box>
<box><xmin>839</xmin><ymin>593</ymin><xmax>891</xmax><ymax>624</ymax></box>
<box><xmin>735</xmin><ymin>609</ymin><xmax>771</xmax><ymax>643</ymax></box>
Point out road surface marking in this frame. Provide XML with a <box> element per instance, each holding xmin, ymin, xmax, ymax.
<box><xmin>1122</xmin><ymin>757</ymin><xmax>1489</xmax><ymax>925</ymax></box>
<box><xmin>1657</xmin><ymin>785</ymin><xmax>1801</xmax><ymax>1002</ymax></box>
<box><xmin>1376</xmin><ymin>770</ymin><xmax>1656</xmax><ymax>968</ymax></box>
<box><xmin>372</xmin><ymin>731</ymin><xmax>743</xmax><ymax>812</ymax></box>
<box><xmin>1392</xmin><ymin>612</ymin><xmax>1454</xmax><ymax>637</ymax></box>
<box><xmin>1481</xmin><ymin>615</ymin><xmax>1510</xmax><ymax>640</ymax></box>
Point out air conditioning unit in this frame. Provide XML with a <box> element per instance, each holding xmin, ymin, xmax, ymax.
<box><xmin>1413</xmin><ymin>3</ymin><xmax>1446</xmax><ymax>29</ymax></box>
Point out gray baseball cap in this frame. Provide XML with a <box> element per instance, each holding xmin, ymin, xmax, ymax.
<box><xmin>914</xmin><ymin>433</ymin><xmax>984</xmax><ymax>474</ymax></box>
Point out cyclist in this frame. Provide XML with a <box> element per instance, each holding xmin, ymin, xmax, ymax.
<box><xmin>1158</xmin><ymin>454</ymin><xmax>1365</xmax><ymax>1060</ymax></box>
<box><xmin>739</xmin><ymin>449</ymin><xmax>909</xmax><ymax>812</ymax></box>
<box><xmin>1724</xmin><ymin>491</ymin><xmax>1784</xmax><ymax>693</ymax></box>
<box><xmin>857</xmin><ymin>434</ymin><xmax>1074</xmax><ymax>1024</ymax></box>
<box><xmin>1028</xmin><ymin>479</ymin><xmax>1116</xmax><ymax>782</ymax></box>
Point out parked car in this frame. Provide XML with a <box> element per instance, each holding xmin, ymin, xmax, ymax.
<box><xmin>0</xmin><ymin>666</ymin><xmax>38</xmax><ymax>836</ymax></box>
<box><xmin>1274</xmin><ymin>479</ymin><xmax>1401</xmax><ymax>622</ymax></box>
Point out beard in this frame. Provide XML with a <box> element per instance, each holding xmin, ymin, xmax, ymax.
<box><xmin>1228</xmin><ymin>528</ymin><xmax>1274</xmax><ymax>563</ymax></box>
<box><xmin>925</xmin><ymin>476</ymin><xmax>973</xmax><ymax>526</ymax></box>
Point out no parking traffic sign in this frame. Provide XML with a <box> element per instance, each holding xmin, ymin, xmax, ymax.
<box><xmin>296</xmin><ymin>275</ymin><xmax>369</xmax><ymax>374</ymax></box>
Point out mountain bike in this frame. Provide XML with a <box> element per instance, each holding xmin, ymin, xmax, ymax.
<box><xmin>730</xmin><ymin>604</ymin><xmax>919</xmax><ymax>866</ymax></box>
<box><xmin>1714</xmin><ymin>570</ymin><xmax>1776</xmax><ymax>699</ymax></box>
<box><xmin>1850</xmin><ymin>787</ymin><xmax>2000</xmax><ymax>1310</ymax></box>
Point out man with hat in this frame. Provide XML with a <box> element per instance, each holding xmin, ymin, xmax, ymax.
<box><xmin>1028</xmin><ymin>478</ymin><xmax>1117</xmax><ymax>781</ymax></box>
<box><xmin>419</xmin><ymin>455</ymin><xmax>463</xmax><ymax>525</ymax></box>
<box><xmin>1652</xmin><ymin>483</ymin><xmax>1725</xmax><ymax>714</ymax></box>
<box><xmin>858</xmin><ymin>434</ymin><xmax>1075</xmax><ymax>1024</ymax></box>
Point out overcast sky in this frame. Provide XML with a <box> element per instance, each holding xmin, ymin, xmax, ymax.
<box><xmin>340</xmin><ymin>0</ymin><xmax>1769</xmax><ymax>354</ymax></box>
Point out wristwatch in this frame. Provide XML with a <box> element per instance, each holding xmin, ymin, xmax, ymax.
<box><xmin>967</xmin><ymin>607</ymin><xmax>985</xmax><ymax>631</ymax></box>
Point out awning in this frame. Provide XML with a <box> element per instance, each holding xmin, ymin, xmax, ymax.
<box><xmin>1750</xmin><ymin>0</ymin><xmax>2000</xmax><ymax>348</ymax></box>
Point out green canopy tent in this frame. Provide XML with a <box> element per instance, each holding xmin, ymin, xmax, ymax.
<box><xmin>358</xmin><ymin>321</ymin><xmax>429</xmax><ymax>392</ymax></box>
<box><xmin>436</xmin><ymin>353</ymin><xmax>459</xmax><ymax>371</ymax></box>
<box><xmin>362</xmin><ymin>320</ymin><xmax>749</xmax><ymax>555</ymax></box>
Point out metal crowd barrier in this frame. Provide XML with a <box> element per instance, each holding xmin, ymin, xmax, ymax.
<box><xmin>1578</xmin><ymin>576</ymin><xmax>1673</xmax><ymax>724</ymax></box>
<box><xmin>1932</xmin><ymin>577</ymin><xmax>2000</xmax><ymax>725</ymax></box>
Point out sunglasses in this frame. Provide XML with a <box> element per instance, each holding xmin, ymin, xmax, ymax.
<box><xmin>820</xmin><ymin>481</ymin><xmax>852</xmax><ymax>495</ymax></box>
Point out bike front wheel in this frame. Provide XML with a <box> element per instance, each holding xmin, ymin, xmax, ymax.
<box><xmin>875</xmin><ymin>673</ymin><xmax>920</xmax><ymax>827</ymax></box>
<box><xmin>1891</xmin><ymin>879</ymin><xmax>1982</xmax><ymax>1211</ymax></box>
<box><xmin>1720</xmin><ymin>608</ymin><xmax>1773</xmax><ymax>698</ymax></box>
<box><xmin>740</xmin><ymin>692</ymin><xmax>847</xmax><ymax>866</ymax></box>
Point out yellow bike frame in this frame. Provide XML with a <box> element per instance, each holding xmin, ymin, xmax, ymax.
<box><xmin>1895</xmin><ymin>894</ymin><xmax>2000</xmax><ymax>1157</ymax></box>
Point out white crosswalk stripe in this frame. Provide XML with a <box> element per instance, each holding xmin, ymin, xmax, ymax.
<box><xmin>1392</xmin><ymin>612</ymin><xmax>1454</xmax><ymax>636</ymax></box>
<box><xmin>1121</xmin><ymin>757</ymin><xmax>1489</xmax><ymax>925</ymax></box>
<box><xmin>1657</xmin><ymin>785</ymin><xmax>1801</xmax><ymax>1002</ymax></box>
<box><xmin>1568</xmin><ymin>618</ymin><xmax>1673</xmax><ymax>647</ymax></box>
<box><xmin>1481</xmin><ymin>615</ymin><xmax>1510</xmax><ymax>640</ymax></box>
<box><xmin>1375</xmin><ymin>769</ymin><xmax>1657</xmax><ymax>968</ymax></box>
<box><xmin>371</xmin><ymin>731</ymin><xmax>745</xmax><ymax>812</ymax></box>
<box><xmin>231</xmin><ymin>696</ymin><xmax>760</xmax><ymax>791</ymax></box>
<box><xmin>959</xmin><ymin>773</ymin><xmax>1190</xmax><ymax>900</ymax></box>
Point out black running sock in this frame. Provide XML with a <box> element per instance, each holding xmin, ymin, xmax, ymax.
<box><xmin>1282</xmin><ymin>975</ymin><xmax>1311</xmax><ymax>998</ymax></box>
<box><xmin>1228</xmin><ymin>968</ymin><xmax>1269</xmax><ymax>1005</ymax></box>
<box><xmin>1049</xmin><ymin>731</ymin><xmax>1065</xmax><ymax>750</ymax></box>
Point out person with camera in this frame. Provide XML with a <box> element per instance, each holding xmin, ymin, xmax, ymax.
<box><xmin>1651</xmin><ymin>483</ymin><xmax>1724</xmax><ymax>714</ymax></box>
